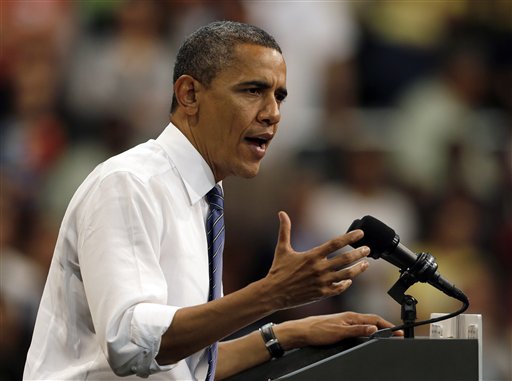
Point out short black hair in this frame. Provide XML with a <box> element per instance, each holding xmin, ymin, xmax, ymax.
<box><xmin>170</xmin><ymin>20</ymin><xmax>282</xmax><ymax>113</ymax></box>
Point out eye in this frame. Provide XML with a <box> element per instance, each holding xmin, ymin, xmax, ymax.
<box><xmin>245</xmin><ymin>88</ymin><xmax>261</xmax><ymax>96</ymax></box>
<box><xmin>275</xmin><ymin>94</ymin><xmax>286</xmax><ymax>104</ymax></box>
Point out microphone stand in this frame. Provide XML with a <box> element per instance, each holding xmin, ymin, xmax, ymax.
<box><xmin>367</xmin><ymin>250</ymin><xmax>470</xmax><ymax>339</ymax></box>
<box><xmin>388</xmin><ymin>268</ymin><xmax>422</xmax><ymax>339</ymax></box>
<box><xmin>401</xmin><ymin>295</ymin><xmax>418</xmax><ymax>338</ymax></box>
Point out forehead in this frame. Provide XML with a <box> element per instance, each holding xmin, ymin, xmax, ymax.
<box><xmin>214</xmin><ymin>44</ymin><xmax>287</xmax><ymax>87</ymax></box>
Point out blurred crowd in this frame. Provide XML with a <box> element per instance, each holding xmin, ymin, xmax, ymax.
<box><xmin>0</xmin><ymin>1</ymin><xmax>511</xmax><ymax>380</ymax></box>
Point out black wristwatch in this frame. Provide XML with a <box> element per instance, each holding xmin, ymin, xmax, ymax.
<box><xmin>259</xmin><ymin>322</ymin><xmax>285</xmax><ymax>359</ymax></box>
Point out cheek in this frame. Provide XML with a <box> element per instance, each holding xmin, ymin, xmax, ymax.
<box><xmin>227</xmin><ymin>107</ymin><xmax>254</xmax><ymax>139</ymax></box>
<box><xmin>209</xmin><ymin>95</ymin><xmax>259</xmax><ymax>145</ymax></box>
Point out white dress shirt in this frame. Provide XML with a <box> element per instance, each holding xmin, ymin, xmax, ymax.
<box><xmin>24</xmin><ymin>123</ymin><xmax>220</xmax><ymax>380</ymax></box>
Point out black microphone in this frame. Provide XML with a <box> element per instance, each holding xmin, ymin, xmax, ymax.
<box><xmin>347</xmin><ymin>215</ymin><xmax>468</xmax><ymax>302</ymax></box>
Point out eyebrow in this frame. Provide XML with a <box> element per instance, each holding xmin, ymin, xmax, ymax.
<box><xmin>237</xmin><ymin>80</ymin><xmax>288</xmax><ymax>100</ymax></box>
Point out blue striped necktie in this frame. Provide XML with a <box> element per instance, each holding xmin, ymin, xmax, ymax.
<box><xmin>205</xmin><ymin>184</ymin><xmax>225</xmax><ymax>381</ymax></box>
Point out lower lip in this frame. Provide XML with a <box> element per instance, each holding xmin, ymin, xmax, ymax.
<box><xmin>246</xmin><ymin>141</ymin><xmax>267</xmax><ymax>159</ymax></box>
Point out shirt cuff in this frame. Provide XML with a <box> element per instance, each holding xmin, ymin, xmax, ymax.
<box><xmin>131</xmin><ymin>302</ymin><xmax>178</xmax><ymax>375</ymax></box>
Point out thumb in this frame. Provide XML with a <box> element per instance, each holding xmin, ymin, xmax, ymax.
<box><xmin>276</xmin><ymin>211</ymin><xmax>292</xmax><ymax>252</ymax></box>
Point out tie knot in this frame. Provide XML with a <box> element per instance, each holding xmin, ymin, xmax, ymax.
<box><xmin>206</xmin><ymin>185</ymin><xmax>224</xmax><ymax>211</ymax></box>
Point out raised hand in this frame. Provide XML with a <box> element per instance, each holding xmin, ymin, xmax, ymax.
<box><xmin>264</xmin><ymin>211</ymin><xmax>371</xmax><ymax>310</ymax></box>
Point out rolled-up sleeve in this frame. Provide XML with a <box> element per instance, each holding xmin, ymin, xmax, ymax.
<box><xmin>106</xmin><ymin>303</ymin><xmax>177</xmax><ymax>377</ymax></box>
<box><xmin>77</xmin><ymin>171</ymin><xmax>178</xmax><ymax>377</ymax></box>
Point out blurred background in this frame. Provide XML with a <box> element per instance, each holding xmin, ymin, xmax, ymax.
<box><xmin>0</xmin><ymin>0</ymin><xmax>510</xmax><ymax>379</ymax></box>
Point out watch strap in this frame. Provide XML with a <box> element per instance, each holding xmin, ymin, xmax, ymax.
<box><xmin>259</xmin><ymin>322</ymin><xmax>284</xmax><ymax>359</ymax></box>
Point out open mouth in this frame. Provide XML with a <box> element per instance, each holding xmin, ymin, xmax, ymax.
<box><xmin>245</xmin><ymin>137</ymin><xmax>269</xmax><ymax>149</ymax></box>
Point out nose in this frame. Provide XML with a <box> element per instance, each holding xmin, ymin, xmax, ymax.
<box><xmin>258</xmin><ymin>97</ymin><xmax>281</xmax><ymax>126</ymax></box>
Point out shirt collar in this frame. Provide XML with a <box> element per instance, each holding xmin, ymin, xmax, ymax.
<box><xmin>156</xmin><ymin>122</ymin><xmax>218</xmax><ymax>205</ymax></box>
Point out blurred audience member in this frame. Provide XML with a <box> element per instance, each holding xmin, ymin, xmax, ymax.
<box><xmin>166</xmin><ymin>0</ymin><xmax>248</xmax><ymax>47</ymax></box>
<box><xmin>403</xmin><ymin>191</ymin><xmax>507</xmax><ymax>380</ymax></box>
<box><xmin>65</xmin><ymin>0</ymin><xmax>173</xmax><ymax>143</ymax></box>
<box><xmin>491</xmin><ymin>124</ymin><xmax>512</xmax><ymax>342</ymax></box>
<box><xmin>0</xmin><ymin>297</ymin><xmax>26</xmax><ymax>380</ymax></box>
<box><xmin>0</xmin><ymin>178</ymin><xmax>44</xmax><ymax>380</ymax></box>
<box><xmin>389</xmin><ymin>35</ymin><xmax>500</xmax><ymax>200</ymax></box>
<box><xmin>1</xmin><ymin>0</ymin><xmax>76</xmax><ymax>63</ymax></box>
<box><xmin>352</xmin><ymin>0</ymin><xmax>466</xmax><ymax>106</ymax></box>
<box><xmin>409</xmin><ymin>192</ymin><xmax>493</xmax><ymax>320</ymax></box>
<box><xmin>0</xmin><ymin>35</ymin><xmax>68</xmax><ymax>207</ymax></box>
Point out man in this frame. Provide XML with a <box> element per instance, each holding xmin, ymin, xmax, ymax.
<box><xmin>24</xmin><ymin>21</ymin><xmax>398</xmax><ymax>380</ymax></box>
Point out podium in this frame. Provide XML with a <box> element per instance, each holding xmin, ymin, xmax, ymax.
<box><xmin>225</xmin><ymin>337</ymin><xmax>479</xmax><ymax>381</ymax></box>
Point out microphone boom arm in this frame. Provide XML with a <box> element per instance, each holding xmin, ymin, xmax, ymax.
<box><xmin>387</xmin><ymin>251</ymin><xmax>439</xmax><ymax>304</ymax></box>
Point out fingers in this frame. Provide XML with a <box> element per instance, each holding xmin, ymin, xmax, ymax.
<box><xmin>321</xmin><ymin>246</ymin><xmax>370</xmax><ymax>285</ymax></box>
<box><xmin>338</xmin><ymin>313</ymin><xmax>400</xmax><ymax>339</ymax></box>
<box><xmin>345</xmin><ymin>312</ymin><xmax>396</xmax><ymax>330</ymax></box>
<box><xmin>310</xmin><ymin>229</ymin><xmax>364</xmax><ymax>258</ymax></box>
<box><xmin>276</xmin><ymin>211</ymin><xmax>292</xmax><ymax>252</ymax></box>
<box><xmin>347</xmin><ymin>314</ymin><xmax>404</xmax><ymax>337</ymax></box>
<box><xmin>328</xmin><ymin>279</ymin><xmax>353</xmax><ymax>295</ymax></box>
<box><xmin>343</xmin><ymin>324</ymin><xmax>379</xmax><ymax>338</ymax></box>
<box><xmin>328</xmin><ymin>246</ymin><xmax>370</xmax><ymax>270</ymax></box>
<box><xmin>329</xmin><ymin>260</ymin><xmax>369</xmax><ymax>284</ymax></box>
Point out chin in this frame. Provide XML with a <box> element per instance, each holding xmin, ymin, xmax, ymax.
<box><xmin>237</xmin><ymin>164</ymin><xmax>261</xmax><ymax>179</ymax></box>
<box><xmin>239</xmin><ymin>170</ymin><xmax>259</xmax><ymax>179</ymax></box>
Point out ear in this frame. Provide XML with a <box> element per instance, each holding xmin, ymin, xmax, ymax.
<box><xmin>173</xmin><ymin>75</ymin><xmax>202</xmax><ymax>116</ymax></box>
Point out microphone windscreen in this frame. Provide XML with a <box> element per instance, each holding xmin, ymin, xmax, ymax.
<box><xmin>347</xmin><ymin>215</ymin><xmax>396</xmax><ymax>258</ymax></box>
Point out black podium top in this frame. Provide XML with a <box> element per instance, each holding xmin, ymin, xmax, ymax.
<box><xmin>225</xmin><ymin>337</ymin><xmax>478</xmax><ymax>381</ymax></box>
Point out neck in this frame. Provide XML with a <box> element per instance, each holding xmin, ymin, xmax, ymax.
<box><xmin>170</xmin><ymin>113</ymin><xmax>223</xmax><ymax>183</ymax></box>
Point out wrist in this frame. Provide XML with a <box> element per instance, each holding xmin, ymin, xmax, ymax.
<box><xmin>250</xmin><ymin>277</ymin><xmax>284</xmax><ymax>312</ymax></box>
<box><xmin>259</xmin><ymin>323</ymin><xmax>285</xmax><ymax>359</ymax></box>
<box><xmin>272</xmin><ymin>320</ymin><xmax>306</xmax><ymax>351</ymax></box>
